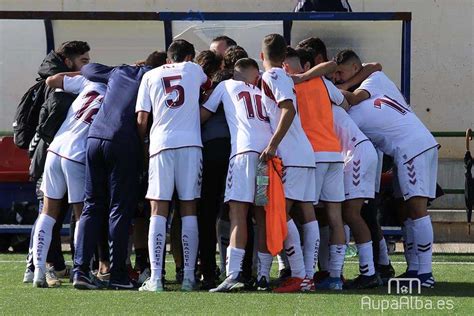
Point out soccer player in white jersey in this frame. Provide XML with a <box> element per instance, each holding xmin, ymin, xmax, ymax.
<box><xmin>336</xmin><ymin>49</ymin><xmax>439</xmax><ymax>288</ymax></box>
<box><xmin>136</xmin><ymin>39</ymin><xmax>212</xmax><ymax>292</ymax></box>
<box><xmin>199</xmin><ymin>58</ymin><xmax>273</xmax><ymax>292</ymax></box>
<box><xmin>259</xmin><ymin>34</ymin><xmax>317</xmax><ymax>293</ymax></box>
<box><xmin>32</xmin><ymin>73</ymin><xmax>106</xmax><ymax>288</ymax></box>
<box><xmin>332</xmin><ymin>105</ymin><xmax>382</xmax><ymax>289</ymax></box>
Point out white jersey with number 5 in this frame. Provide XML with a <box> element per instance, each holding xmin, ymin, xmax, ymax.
<box><xmin>48</xmin><ymin>75</ymin><xmax>106</xmax><ymax>164</ymax></box>
<box><xmin>136</xmin><ymin>61</ymin><xmax>211</xmax><ymax>157</ymax></box>
<box><xmin>349</xmin><ymin>71</ymin><xmax>438</xmax><ymax>162</ymax></box>
<box><xmin>261</xmin><ymin>67</ymin><xmax>314</xmax><ymax>168</ymax></box>
<box><xmin>203</xmin><ymin>79</ymin><xmax>273</xmax><ymax>158</ymax></box>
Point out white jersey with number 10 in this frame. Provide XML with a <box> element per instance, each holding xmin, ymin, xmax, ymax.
<box><xmin>203</xmin><ymin>79</ymin><xmax>273</xmax><ymax>158</ymax></box>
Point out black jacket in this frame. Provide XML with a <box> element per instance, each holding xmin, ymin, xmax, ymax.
<box><xmin>29</xmin><ymin>51</ymin><xmax>76</xmax><ymax>180</ymax></box>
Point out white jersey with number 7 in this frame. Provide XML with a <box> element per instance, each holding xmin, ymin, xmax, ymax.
<box><xmin>136</xmin><ymin>61</ymin><xmax>211</xmax><ymax>157</ymax></box>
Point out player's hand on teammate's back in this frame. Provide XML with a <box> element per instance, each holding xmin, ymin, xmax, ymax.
<box><xmin>260</xmin><ymin>144</ymin><xmax>277</xmax><ymax>161</ymax></box>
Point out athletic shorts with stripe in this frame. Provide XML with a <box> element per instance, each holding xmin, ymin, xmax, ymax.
<box><xmin>343</xmin><ymin>140</ymin><xmax>378</xmax><ymax>200</ymax></box>
<box><xmin>392</xmin><ymin>147</ymin><xmax>438</xmax><ymax>200</ymax></box>
<box><xmin>224</xmin><ymin>152</ymin><xmax>259</xmax><ymax>203</ymax></box>
<box><xmin>314</xmin><ymin>162</ymin><xmax>345</xmax><ymax>204</ymax></box>
<box><xmin>40</xmin><ymin>151</ymin><xmax>85</xmax><ymax>203</ymax></box>
<box><xmin>146</xmin><ymin>147</ymin><xmax>203</xmax><ymax>201</ymax></box>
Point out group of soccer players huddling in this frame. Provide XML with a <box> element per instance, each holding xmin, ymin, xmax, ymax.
<box><xmin>26</xmin><ymin>33</ymin><xmax>438</xmax><ymax>293</ymax></box>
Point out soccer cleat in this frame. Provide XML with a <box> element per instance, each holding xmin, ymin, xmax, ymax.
<box><xmin>97</xmin><ymin>271</ymin><xmax>111</xmax><ymax>282</ymax></box>
<box><xmin>128</xmin><ymin>265</ymin><xmax>139</xmax><ymax>283</ymax></box>
<box><xmin>109</xmin><ymin>279</ymin><xmax>138</xmax><ymax>290</ymax></box>
<box><xmin>300</xmin><ymin>277</ymin><xmax>314</xmax><ymax>292</ymax></box>
<box><xmin>418</xmin><ymin>272</ymin><xmax>435</xmax><ymax>288</ymax></box>
<box><xmin>243</xmin><ymin>276</ymin><xmax>257</xmax><ymax>291</ymax></box>
<box><xmin>73</xmin><ymin>271</ymin><xmax>104</xmax><ymax>290</ymax></box>
<box><xmin>396</xmin><ymin>270</ymin><xmax>417</xmax><ymax>279</ymax></box>
<box><xmin>256</xmin><ymin>276</ymin><xmax>271</xmax><ymax>291</ymax></box>
<box><xmin>209</xmin><ymin>275</ymin><xmax>245</xmax><ymax>293</ymax></box>
<box><xmin>138</xmin><ymin>268</ymin><xmax>151</xmax><ymax>286</ymax></box>
<box><xmin>313</xmin><ymin>270</ymin><xmax>330</xmax><ymax>284</ymax></box>
<box><xmin>181</xmin><ymin>278</ymin><xmax>198</xmax><ymax>292</ymax></box>
<box><xmin>315</xmin><ymin>277</ymin><xmax>343</xmax><ymax>291</ymax></box>
<box><xmin>55</xmin><ymin>265</ymin><xmax>72</xmax><ymax>279</ymax></box>
<box><xmin>273</xmin><ymin>277</ymin><xmax>304</xmax><ymax>293</ymax></box>
<box><xmin>45</xmin><ymin>266</ymin><xmax>61</xmax><ymax>288</ymax></box>
<box><xmin>200</xmin><ymin>278</ymin><xmax>217</xmax><ymax>291</ymax></box>
<box><xmin>377</xmin><ymin>263</ymin><xmax>395</xmax><ymax>285</ymax></box>
<box><xmin>23</xmin><ymin>268</ymin><xmax>34</xmax><ymax>283</ymax></box>
<box><xmin>343</xmin><ymin>274</ymin><xmax>380</xmax><ymax>290</ymax></box>
<box><xmin>139</xmin><ymin>277</ymin><xmax>164</xmax><ymax>292</ymax></box>
<box><xmin>32</xmin><ymin>267</ymin><xmax>47</xmax><ymax>288</ymax></box>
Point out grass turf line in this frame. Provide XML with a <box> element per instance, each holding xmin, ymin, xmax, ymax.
<box><xmin>0</xmin><ymin>253</ymin><xmax>473</xmax><ymax>315</ymax></box>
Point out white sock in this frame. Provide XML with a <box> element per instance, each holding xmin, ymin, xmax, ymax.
<box><xmin>33</xmin><ymin>214</ymin><xmax>56</xmax><ymax>271</ymax></box>
<box><xmin>378</xmin><ymin>238</ymin><xmax>390</xmax><ymax>265</ymax></box>
<box><xmin>412</xmin><ymin>215</ymin><xmax>433</xmax><ymax>275</ymax></box>
<box><xmin>284</xmin><ymin>219</ymin><xmax>305</xmax><ymax>279</ymax></box>
<box><xmin>148</xmin><ymin>215</ymin><xmax>167</xmax><ymax>281</ymax></box>
<box><xmin>303</xmin><ymin>221</ymin><xmax>320</xmax><ymax>278</ymax></box>
<box><xmin>277</xmin><ymin>252</ymin><xmax>289</xmax><ymax>271</ymax></box>
<box><xmin>217</xmin><ymin>219</ymin><xmax>230</xmax><ymax>274</ymax></box>
<box><xmin>257</xmin><ymin>252</ymin><xmax>273</xmax><ymax>281</ymax></box>
<box><xmin>182</xmin><ymin>215</ymin><xmax>199</xmax><ymax>282</ymax></box>
<box><xmin>226</xmin><ymin>247</ymin><xmax>245</xmax><ymax>279</ymax></box>
<box><xmin>356</xmin><ymin>241</ymin><xmax>375</xmax><ymax>276</ymax></box>
<box><xmin>73</xmin><ymin>219</ymin><xmax>80</xmax><ymax>251</ymax></box>
<box><xmin>344</xmin><ymin>224</ymin><xmax>351</xmax><ymax>244</ymax></box>
<box><xmin>404</xmin><ymin>218</ymin><xmax>419</xmax><ymax>272</ymax></box>
<box><xmin>318</xmin><ymin>226</ymin><xmax>330</xmax><ymax>271</ymax></box>
<box><xmin>329</xmin><ymin>244</ymin><xmax>346</xmax><ymax>278</ymax></box>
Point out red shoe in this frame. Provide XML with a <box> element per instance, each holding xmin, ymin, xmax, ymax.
<box><xmin>127</xmin><ymin>265</ymin><xmax>139</xmax><ymax>282</ymax></box>
<box><xmin>273</xmin><ymin>277</ymin><xmax>304</xmax><ymax>293</ymax></box>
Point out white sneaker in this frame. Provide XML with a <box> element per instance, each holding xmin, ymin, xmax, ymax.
<box><xmin>138</xmin><ymin>268</ymin><xmax>151</xmax><ymax>286</ymax></box>
<box><xmin>139</xmin><ymin>277</ymin><xmax>163</xmax><ymax>292</ymax></box>
<box><xmin>45</xmin><ymin>266</ymin><xmax>61</xmax><ymax>288</ymax></box>
<box><xmin>23</xmin><ymin>268</ymin><xmax>34</xmax><ymax>283</ymax></box>
<box><xmin>33</xmin><ymin>267</ymin><xmax>47</xmax><ymax>288</ymax></box>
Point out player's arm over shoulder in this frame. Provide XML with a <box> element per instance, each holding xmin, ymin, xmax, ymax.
<box><xmin>200</xmin><ymin>81</ymin><xmax>225</xmax><ymax>124</ymax></box>
<box><xmin>291</xmin><ymin>60</ymin><xmax>337</xmax><ymax>84</ymax></box>
<box><xmin>81</xmin><ymin>63</ymin><xmax>115</xmax><ymax>84</ymax></box>
<box><xmin>337</xmin><ymin>62</ymin><xmax>382</xmax><ymax>91</ymax></box>
<box><xmin>45</xmin><ymin>71</ymin><xmax>82</xmax><ymax>90</ymax></box>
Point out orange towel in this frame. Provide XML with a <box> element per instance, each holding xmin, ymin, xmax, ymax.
<box><xmin>265</xmin><ymin>157</ymin><xmax>287</xmax><ymax>256</ymax></box>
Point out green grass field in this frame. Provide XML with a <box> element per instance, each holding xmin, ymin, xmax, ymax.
<box><xmin>0</xmin><ymin>253</ymin><xmax>473</xmax><ymax>315</ymax></box>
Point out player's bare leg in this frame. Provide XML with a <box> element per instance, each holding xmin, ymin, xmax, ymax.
<box><xmin>210</xmin><ymin>201</ymin><xmax>248</xmax><ymax>293</ymax></box>
<box><xmin>32</xmin><ymin>197</ymin><xmax>63</xmax><ymax>288</ymax></box>
<box><xmin>404</xmin><ymin>196</ymin><xmax>434</xmax><ymax>287</ymax></box>
<box><xmin>178</xmin><ymin>200</ymin><xmax>199</xmax><ymax>291</ymax></box>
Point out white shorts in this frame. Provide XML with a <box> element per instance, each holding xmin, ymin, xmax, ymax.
<box><xmin>146</xmin><ymin>147</ymin><xmax>203</xmax><ymax>201</ymax></box>
<box><xmin>224</xmin><ymin>152</ymin><xmax>259</xmax><ymax>203</ymax></box>
<box><xmin>283</xmin><ymin>166</ymin><xmax>316</xmax><ymax>202</ymax></box>
<box><xmin>393</xmin><ymin>147</ymin><xmax>438</xmax><ymax>200</ymax></box>
<box><xmin>343</xmin><ymin>141</ymin><xmax>378</xmax><ymax>200</ymax></box>
<box><xmin>314</xmin><ymin>162</ymin><xmax>345</xmax><ymax>204</ymax></box>
<box><xmin>40</xmin><ymin>152</ymin><xmax>85</xmax><ymax>203</ymax></box>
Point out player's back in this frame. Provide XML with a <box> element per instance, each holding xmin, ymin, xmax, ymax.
<box><xmin>140</xmin><ymin>61</ymin><xmax>207</xmax><ymax>156</ymax></box>
<box><xmin>218</xmin><ymin>79</ymin><xmax>272</xmax><ymax>157</ymax></box>
<box><xmin>348</xmin><ymin>94</ymin><xmax>437</xmax><ymax>162</ymax></box>
<box><xmin>332</xmin><ymin>105</ymin><xmax>368</xmax><ymax>160</ymax></box>
<box><xmin>48</xmin><ymin>76</ymin><xmax>106</xmax><ymax>163</ymax></box>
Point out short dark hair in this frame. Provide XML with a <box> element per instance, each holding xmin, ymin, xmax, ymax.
<box><xmin>55</xmin><ymin>41</ymin><xmax>90</xmax><ymax>60</ymax></box>
<box><xmin>335</xmin><ymin>49</ymin><xmax>362</xmax><ymax>66</ymax></box>
<box><xmin>223</xmin><ymin>45</ymin><xmax>248</xmax><ymax>69</ymax></box>
<box><xmin>234</xmin><ymin>58</ymin><xmax>259</xmax><ymax>72</ymax></box>
<box><xmin>196</xmin><ymin>50</ymin><xmax>223</xmax><ymax>78</ymax></box>
<box><xmin>211</xmin><ymin>35</ymin><xmax>237</xmax><ymax>47</ymax></box>
<box><xmin>262</xmin><ymin>34</ymin><xmax>287</xmax><ymax>63</ymax></box>
<box><xmin>296</xmin><ymin>48</ymin><xmax>315</xmax><ymax>68</ymax></box>
<box><xmin>296</xmin><ymin>37</ymin><xmax>328</xmax><ymax>61</ymax></box>
<box><xmin>167</xmin><ymin>39</ymin><xmax>195</xmax><ymax>62</ymax></box>
<box><xmin>145</xmin><ymin>51</ymin><xmax>167</xmax><ymax>68</ymax></box>
<box><xmin>212</xmin><ymin>69</ymin><xmax>234</xmax><ymax>85</ymax></box>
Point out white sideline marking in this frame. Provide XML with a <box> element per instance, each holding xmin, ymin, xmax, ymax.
<box><xmin>0</xmin><ymin>260</ymin><xmax>473</xmax><ymax>265</ymax></box>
